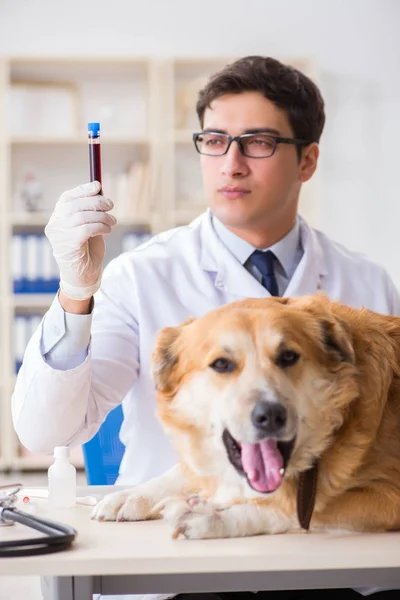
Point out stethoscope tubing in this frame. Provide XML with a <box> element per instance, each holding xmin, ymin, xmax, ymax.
<box><xmin>0</xmin><ymin>507</ymin><xmax>77</xmax><ymax>557</ymax></box>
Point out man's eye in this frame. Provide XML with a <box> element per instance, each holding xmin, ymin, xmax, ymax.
<box><xmin>248</xmin><ymin>136</ymin><xmax>274</xmax><ymax>147</ymax></box>
<box><xmin>204</xmin><ymin>136</ymin><xmax>224</xmax><ymax>146</ymax></box>
<box><xmin>209</xmin><ymin>358</ymin><xmax>236</xmax><ymax>373</ymax></box>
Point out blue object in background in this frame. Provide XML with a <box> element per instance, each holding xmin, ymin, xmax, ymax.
<box><xmin>82</xmin><ymin>405</ymin><xmax>125</xmax><ymax>485</ymax></box>
<box><xmin>12</xmin><ymin>233</ymin><xmax>60</xmax><ymax>294</ymax></box>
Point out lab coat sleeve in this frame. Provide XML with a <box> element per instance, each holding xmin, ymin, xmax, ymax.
<box><xmin>11</xmin><ymin>255</ymin><xmax>140</xmax><ymax>454</ymax></box>
<box><xmin>384</xmin><ymin>269</ymin><xmax>400</xmax><ymax>316</ymax></box>
<box><xmin>40</xmin><ymin>293</ymin><xmax>92</xmax><ymax>370</ymax></box>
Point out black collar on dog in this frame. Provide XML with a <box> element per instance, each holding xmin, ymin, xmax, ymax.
<box><xmin>297</xmin><ymin>459</ymin><xmax>319</xmax><ymax>530</ymax></box>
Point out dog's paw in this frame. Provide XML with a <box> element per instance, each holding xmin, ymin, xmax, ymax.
<box><xmin>91</xmin><ymin>489</ymin><xmax>157</xmax><ymax>522</ymax></box>
<box><xmin>160</xmin><ymin>495</ymin><xmax>224</xmax><ymax>539</ymax></box>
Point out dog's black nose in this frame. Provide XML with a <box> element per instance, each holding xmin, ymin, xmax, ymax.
<box><xmin>251</xmin><ymin>401</ymin><xmax>287</xmax><ymax>435</ymax></box>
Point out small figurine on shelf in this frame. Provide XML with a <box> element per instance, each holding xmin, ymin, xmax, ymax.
<box><xmin>20</xmin><ymin>171</ymin><xmax>43</xmax><ymax>212</ymax></box>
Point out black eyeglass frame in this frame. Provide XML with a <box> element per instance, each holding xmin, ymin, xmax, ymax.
<box><xmin>192</xmin><ymin>131</ymin><xmax>312</xmax><ymax>158</ymax></box>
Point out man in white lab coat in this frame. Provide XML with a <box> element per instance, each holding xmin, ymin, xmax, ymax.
<box><xmin>12</xmin><ymin>57</ymin><xmax>400</xmax><ymax>599</ymax></box>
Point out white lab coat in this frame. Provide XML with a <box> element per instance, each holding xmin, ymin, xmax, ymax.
<box><xmin>12</xmin><ymin>210</ymin><xmax>400</xmax><ymax>485</ymax></box>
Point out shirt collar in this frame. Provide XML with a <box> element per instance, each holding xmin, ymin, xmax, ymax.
<box><xmin>211</xmin><ymin>214</ymin><xmax>302</xmax><ymax>278</ymax></box>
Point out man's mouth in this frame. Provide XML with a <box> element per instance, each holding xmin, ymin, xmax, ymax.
<box><xmin>222</xmin><ymin>428</ymin><xmax>295</xmax><ymax>493</ymax></box>
<box><xmin>218</xmin><ymin>186</ymin><xmax>251</xmax><ymax>200</ymax></box>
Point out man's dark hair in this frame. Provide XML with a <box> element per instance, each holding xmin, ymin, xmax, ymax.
<box><xmin>196</xmin><ymin>56</ymin><xmax>325</xmax><ymax>152</ymax></box>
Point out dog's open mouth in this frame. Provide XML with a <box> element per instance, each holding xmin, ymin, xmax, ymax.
<box><xmin>222</xmin><ymin>428</ymin><xmax>295</xmax><ymax>493</ymax></box>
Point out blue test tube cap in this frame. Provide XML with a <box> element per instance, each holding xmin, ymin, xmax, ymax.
<box><xmin>88</xmin><ymin>122</ymin><xmax>100</xmax><ymax>137</ymax></box>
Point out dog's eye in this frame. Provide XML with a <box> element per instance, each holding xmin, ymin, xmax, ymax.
<box><xmin>276</xmin><ymin>349</ymin><xmax>300</xmax><ymax>368</ymax></box>
<box><xmin>209</xmin><ymin>358</ymin><xmax>236</xmax><ymax>373</ymax></box>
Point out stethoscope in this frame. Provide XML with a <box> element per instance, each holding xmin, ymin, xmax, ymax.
<box><xmin>0</xmin><ymin>484</ymin><xmax>77</xmax><ymax>557</ymax></box>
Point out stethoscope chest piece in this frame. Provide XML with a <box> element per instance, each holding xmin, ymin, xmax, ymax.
<box><xmin>0</xmin><ymin>484</ymin><xmax>21</xmax><ymax>527</ymax></box>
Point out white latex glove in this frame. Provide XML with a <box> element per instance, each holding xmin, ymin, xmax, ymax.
<box><xmin>45</xmin><ymin>181</ymin><xmax>117</xmax><ymax>300</ymax></box>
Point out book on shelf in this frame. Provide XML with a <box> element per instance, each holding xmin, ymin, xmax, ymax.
<box><xmin>103</xmin><ymin>161</ymin><xmax>150</xmax><ymax>222</ymax></box>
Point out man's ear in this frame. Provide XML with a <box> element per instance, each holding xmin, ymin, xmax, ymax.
<box><xmin>298</xmin><ymin>142</ymin><xmax>319</xmax><ymax>183</ymax></box>
<box><xmin>319</xmin><ymin>316</ymin><xmax>355</xmax><ymax>365</ymax></box>
<box><xmin>151</xmin><ymin>317</ymin><xmax>195</xmax><ymax>395</ymax></box>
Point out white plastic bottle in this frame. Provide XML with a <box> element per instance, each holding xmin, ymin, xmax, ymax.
<box><xmin>48</xmin><ymin>446</ymin><xmax>76</xmax><ymax>508</ymax></box>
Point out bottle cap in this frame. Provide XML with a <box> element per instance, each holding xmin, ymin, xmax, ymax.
<box><xmin>88</xmin><ymin>122</ymin><xmax>100</xmax><ymax>137</ymax></box>
<box><xmin>54</xmin><ymin>446</ymin><xmax>70</xmax><ymax>459</ymax></box>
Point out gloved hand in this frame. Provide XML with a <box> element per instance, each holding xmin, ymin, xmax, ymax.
<box><xmin>45</xmin><ymin>181</ymin><xmax>117</xmax><ymax>300</ymax></box>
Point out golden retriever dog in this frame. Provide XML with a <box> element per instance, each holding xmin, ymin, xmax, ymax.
<box><xmin>92</xmin><ymin>294</ymin><xmax>400</xmax><ymax>539</ymax></box>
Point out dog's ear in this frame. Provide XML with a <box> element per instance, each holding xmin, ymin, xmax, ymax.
<box><xmin>319</xmin><ymin>316</ymin><xmax>355</xmax><ymax>365</ymax></box>
<box><xmin>151</xmin><ymin>317</ymin><xmax>196</xmax><ymax>395</ymax></box>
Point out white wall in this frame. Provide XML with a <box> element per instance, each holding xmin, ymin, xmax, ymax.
<box><xmin>1</xmin><ymin>0</ymin><xmax>400</xmax><ymax>285</ymax></box>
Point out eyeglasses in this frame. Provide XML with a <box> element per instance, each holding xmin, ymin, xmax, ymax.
<box><xmin>193</xmin><ymin>131</ymin><xmax>311</xmax><ymax>159</ymax></box>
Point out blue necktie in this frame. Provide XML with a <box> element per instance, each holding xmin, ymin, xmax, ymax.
<box><xmin>249</xmin><ymin>250</ymin><xmax>279</xmax><ymax>296</ymax></box>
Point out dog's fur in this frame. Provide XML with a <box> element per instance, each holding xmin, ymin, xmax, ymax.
<box><xmin>92</xmin><ymin>295</ymin><xmax>400</xmax><ymax>539</ymax></box>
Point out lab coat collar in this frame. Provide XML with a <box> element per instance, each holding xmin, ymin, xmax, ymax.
<box><xmin>199</xmin><ymin>209</ymin><xmax>328</xmax><ymax>298</ymax></box>
<box><xmin>212</xmin><ymin>213</ymin><xmax>301</xmax><ymax>280</ymax></box>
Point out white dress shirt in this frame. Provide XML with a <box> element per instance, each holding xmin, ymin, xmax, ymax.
<box><xmin>212</xmin><ymin>215</ymin><xmax>303</xmax><ymax>296</ymax></box>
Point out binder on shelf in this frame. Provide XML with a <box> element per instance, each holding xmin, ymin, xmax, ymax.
<box><xmin>11</xmin><ymin>233</ymin><xmax>60</xmax><ymax>294</ymax></box>
<box><xmin>11</xmin><ymin>233</ymin><xmax>24</xmax><ymax>293</ymax></box>
<box><xmin>26</xmin><ymin>233</ymin><xmax>37</xmax><ymax>293</ymax></box>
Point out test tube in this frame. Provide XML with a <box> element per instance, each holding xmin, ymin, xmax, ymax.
<box><xmin>88</xmin><ymin>122</ymin><xmax>103</xmax><ymax>195</ymax></box>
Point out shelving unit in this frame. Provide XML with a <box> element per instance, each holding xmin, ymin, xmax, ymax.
<box><xmin>0</xmin><ymin>56</ymin><xmax>165</xmax><ymax>471</ymax></box>
<box><xmin>0</xmin><ymin>54</ymin><xmax>317</xmax><ymax>473</ymax></box>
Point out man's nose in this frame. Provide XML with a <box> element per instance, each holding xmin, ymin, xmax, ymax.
<box><xmin>220</xmin><ymin>141</ymin><xmax>249</xmax><ymax>178</ymax></box>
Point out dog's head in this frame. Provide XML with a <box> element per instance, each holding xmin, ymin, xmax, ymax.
<box><xmin>151</xmin><ymin>295</ymin><xmax>359</xmax><ymax>496</ymax></box>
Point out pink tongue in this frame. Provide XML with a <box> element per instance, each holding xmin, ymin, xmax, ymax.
<box><xmin>241</xmin><ymin>439</ymin><xmax>284</xmax><ymax>493</ymax></box>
